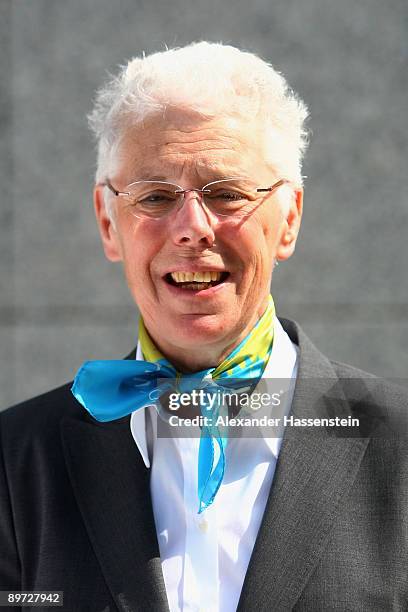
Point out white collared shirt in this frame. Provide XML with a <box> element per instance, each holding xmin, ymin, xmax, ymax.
<box><xmin>130</xmin><ymin>317</ymin><xmax>298</xmax><ymax>612</ymax></box>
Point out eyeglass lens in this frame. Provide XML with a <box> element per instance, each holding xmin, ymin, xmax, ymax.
<box><xmin>124</xmin><ymin>179</ymin><xmax>269</xmax><ymax>218</ymax></box>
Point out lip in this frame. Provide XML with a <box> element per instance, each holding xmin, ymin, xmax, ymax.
<box><xmin>163</xmin><ymin>280</ymin><xmax>229</xmax><ymax>298</ymax></box>
<box><xmin>161</xmin><ymin>271</ymin><xmax>232</xmax><ymax>298</ymax></box>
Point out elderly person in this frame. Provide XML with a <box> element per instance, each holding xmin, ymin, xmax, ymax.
<box><xmin>1</xmin><ymin>42</ymin><xmax>407</xmax><ymax>612</ymax></box>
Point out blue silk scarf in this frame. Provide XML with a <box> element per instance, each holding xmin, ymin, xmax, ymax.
<box><xmin>71</xmin><ymin>295</ymin><xmax>275</xmax><ymax>512</ymax></box>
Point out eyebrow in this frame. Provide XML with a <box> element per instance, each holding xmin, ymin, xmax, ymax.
<box><xmin>129</xmin><ymin>168</ymin><xmax>250</xmax><ymax>184</ymax></box>
<box><xmin>127</xmin><ymin>154</ymin><xmax>258</xmax><ymax>183</ymax></box>
<box><xmin>130</xmin><ymin>172</ymin><xmax>169</xmax><ymax>181</ymax></box>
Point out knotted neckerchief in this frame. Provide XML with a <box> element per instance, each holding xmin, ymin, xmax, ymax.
<box><xmin>71</xmin><ymin>295</ymin><xmax>275</xmax><ymax>512</ymax></box>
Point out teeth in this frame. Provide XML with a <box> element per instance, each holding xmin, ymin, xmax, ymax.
<box><xmin>170</xmin><ymin>271</ymin><xmax>223</xmax><ymax>283</ymax></box>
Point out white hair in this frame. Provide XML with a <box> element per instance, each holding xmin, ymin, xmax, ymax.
<box><xmin>88</xmin><ymin>41</ymin><xmax>309</xmax><ymax>218</ymax></box>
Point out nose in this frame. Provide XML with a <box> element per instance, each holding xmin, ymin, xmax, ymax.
<box><xmin>170</xmin><ymin>190</ymin><xmax>216</xmax><ymax>248</ymax></box>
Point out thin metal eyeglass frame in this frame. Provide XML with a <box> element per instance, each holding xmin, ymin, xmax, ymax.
<box><xmin>102</xmin><ymin>177</ymin><xmax>290</xmax><ymax>218</ymax></box>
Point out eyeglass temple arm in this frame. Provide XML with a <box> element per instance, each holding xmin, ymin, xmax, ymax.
<box><xmin>103</xmin><ymin>180</ymin><xmax>130</xmax><ymax>197</ymax></box>
<box><xmin>257</xmin><ymin>179</ymin><xmax>288</xmax><ymax>193</ymax></box>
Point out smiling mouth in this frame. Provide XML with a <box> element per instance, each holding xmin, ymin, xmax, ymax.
<box><xmin>165</xmin><ymin>271</ymin><xmax>230</xmax><ymax>290</ymax></box>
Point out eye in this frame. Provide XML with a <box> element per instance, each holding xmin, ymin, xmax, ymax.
<box><xmin>141</xmin><ymin>192</ymin><xmax>175</xmax><ymax>203</ymax></box>
<box><xmin>209</xmin><ymin>189</ymin><xmax>247</xmax><ymax>201</ymax></box>
<box><xmin>131</xmin><ymin>190</ymin><xmax>177</xmax><ymax>206</ymax></box>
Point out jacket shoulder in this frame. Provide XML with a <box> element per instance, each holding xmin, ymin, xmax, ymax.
<box><xmin>279</xmin><ymin>316</ymin><xmax>408</xmax><ymax>409</ymax></box>
<box><xmin>1</xmin><ymin>382</ymin><xmax>86</xmax><ymax>436</ymax></box>
<box><xmin>327</xmin><ymin>359</ymin><xmax>408</xmax><ymax>442</ymax></box>
<box><xmin>330</xmin><ymin>359</ymin><xmax>408</xmax><ymax>400</ymax></box>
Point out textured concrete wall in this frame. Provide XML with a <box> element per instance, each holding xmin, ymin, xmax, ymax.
<box><xmin>1</xmin><ymin>0</ymin><xmax>407</xmax><ymax>408</ymax></box>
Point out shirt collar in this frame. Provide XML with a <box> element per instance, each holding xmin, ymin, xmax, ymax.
<box><xmin>130</xmin><ymin>316</ymin><xmax>298</xmax><ymax>468</ymax></box>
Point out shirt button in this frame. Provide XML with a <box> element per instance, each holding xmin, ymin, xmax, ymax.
<box><xmin>197</xmin><ymin>518</ymin><xmax>208</xmax><ymax>533</ymax></box>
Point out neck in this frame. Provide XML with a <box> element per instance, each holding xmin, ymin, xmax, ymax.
<box><xmin>149</xmin><ymin>335</ymin><xmax>244</xmax><ymax>373</ymax></box>
<box><xmin>141</xmin><ymin>299</ymin><xmax>272</xmax><ymax>373</ymax></box>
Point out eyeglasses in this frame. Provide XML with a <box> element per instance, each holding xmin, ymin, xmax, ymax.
<box><xmin>103</xmin><ymin>177</ymin><xmax>290</xmax><ymax>219</ymax></box>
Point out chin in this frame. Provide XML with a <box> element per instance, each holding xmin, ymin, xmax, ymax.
<box><xmin>168</xmin><ymin>313</ymin><xmax>235</xmax><ymax>346</ymax></box>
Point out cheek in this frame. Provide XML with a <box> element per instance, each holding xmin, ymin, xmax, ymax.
<box><xmin>239</xmin><ymin>217</ymin><xmax>279</xmax><ymax>281</ymax></box>
<box><xmin>233</xmin><ymin>217</ymin><xmax>274</xmax><ymax>262</ymax></box>
<box><xmin>256</xmin><ymin>208</ymin><xmax>281</xmax><ymax>242</ymax></box>
<box><xmin>117</xmin><ymin>227</ymin><xmax>153</xmax><ymax>285</ymax></box>
<box><xmin>229</xmin><ymin>230</ymin><xmax>268</xmax><ymax>294</ymax></box>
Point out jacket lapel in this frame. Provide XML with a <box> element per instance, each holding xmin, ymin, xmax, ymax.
<box><xmin>237</xmin><ymin>319</ymin><xmax>370</xmax><ymax>611</ymax></box>
<box><xmin>61</xmin><ymin>414</ymin><xmax>169</xmax><ymax>612</ymax></box>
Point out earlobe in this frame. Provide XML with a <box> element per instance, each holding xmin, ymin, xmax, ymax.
<box><xmin>93</xmin><ymin>185</ymin><xmax>123</xmax><ymax>262</ymax></box>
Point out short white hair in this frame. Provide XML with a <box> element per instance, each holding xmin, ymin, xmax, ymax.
<box><xmin>89</xmin><ymin>41</ymin><xmax>309</xmax><ymax>216</ymax></box>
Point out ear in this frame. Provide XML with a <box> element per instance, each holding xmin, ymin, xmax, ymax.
<box><xmin>276</xmin><ymin>187</ymin><xmax>303</xmax><ymax>262</ymax></box>
<box><xmin>93</xmin><ymin>184</ymin><xmax>123</xmax><ymax>262</ymax></box>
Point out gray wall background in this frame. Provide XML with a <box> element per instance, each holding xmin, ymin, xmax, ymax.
<box><xmin>1</xmin><ymin>0</ymin><xmax>407</xmax><ymax>409</ymax></box>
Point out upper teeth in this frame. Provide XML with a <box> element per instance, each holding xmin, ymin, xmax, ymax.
<box><xmin>170</xmin><ymin>271</ymin><xmax>223</xmax><ymax>283</ymax></box>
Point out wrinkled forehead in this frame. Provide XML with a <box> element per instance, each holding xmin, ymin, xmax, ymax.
<box><xmin>109</xmin><ymin>110</ymin><xmax>282</xmax><ymax>184</ymax></box>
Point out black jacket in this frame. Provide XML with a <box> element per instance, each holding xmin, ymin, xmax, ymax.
<box><xmin>1</xmin><ymin>319</ymin><xmax>407</xmax><ymax>611</ymax></box>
